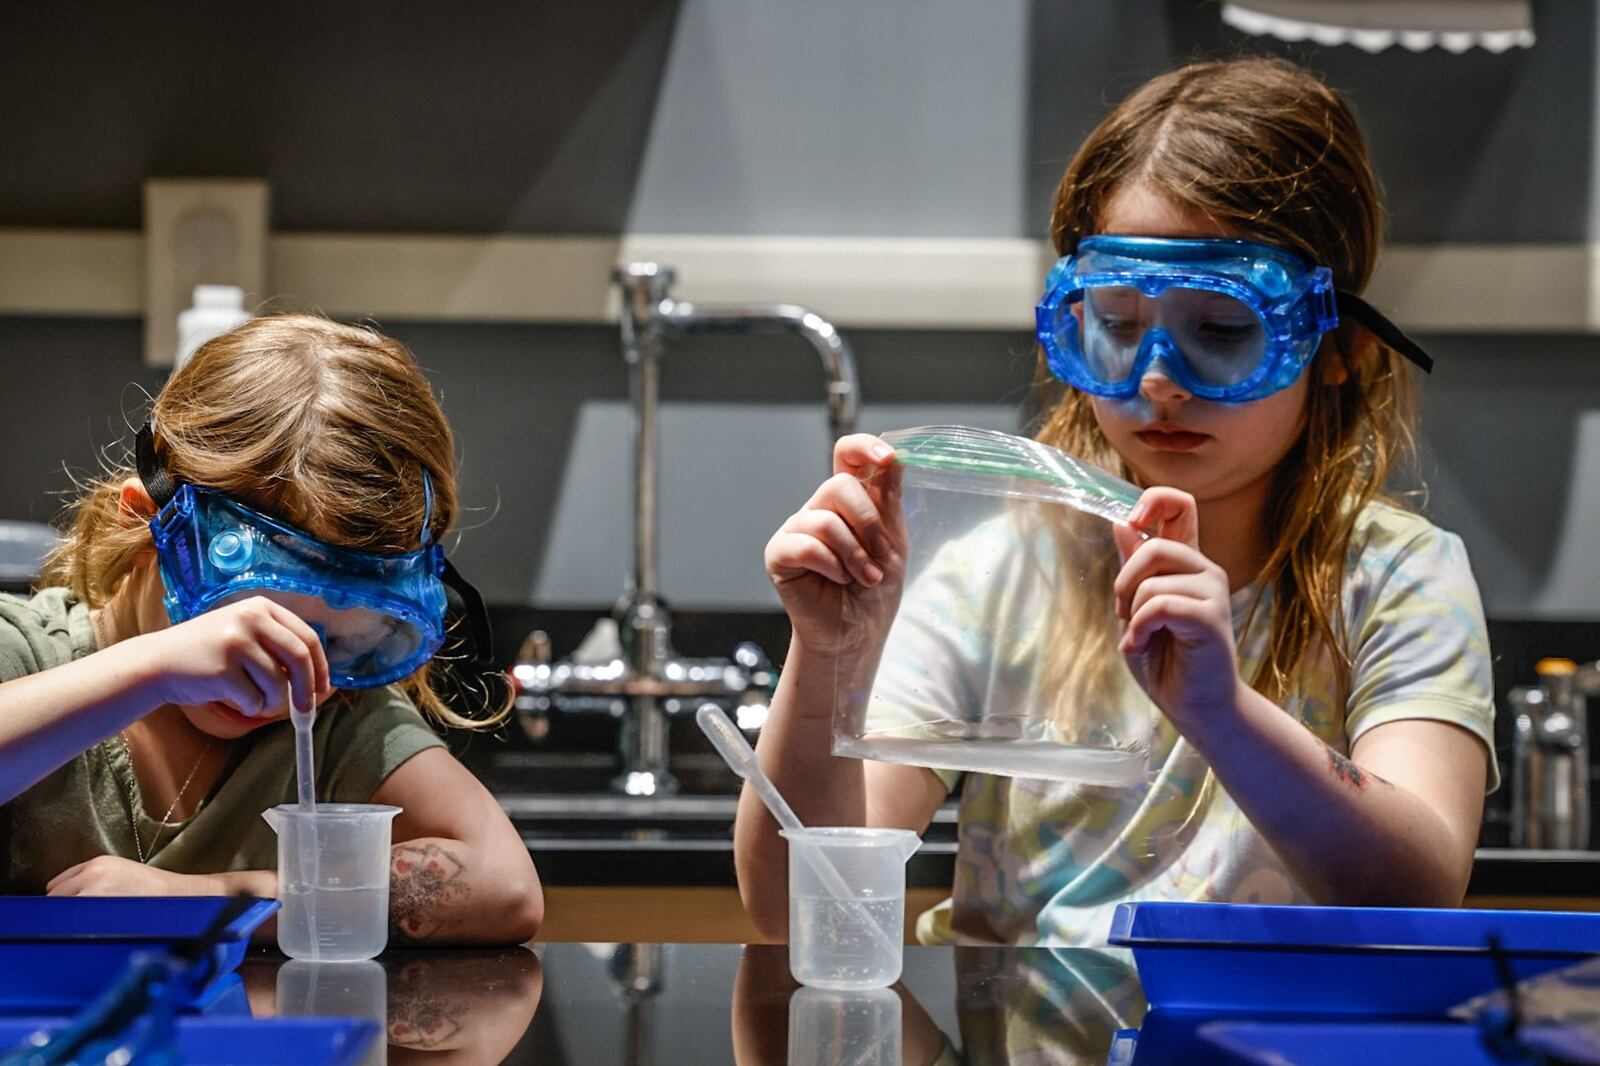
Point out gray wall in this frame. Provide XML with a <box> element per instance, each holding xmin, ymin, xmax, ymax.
<box><xmin>2</xmin><ymin>0</ymin><xmax>1599</xmax><ymax>618</ymax></box>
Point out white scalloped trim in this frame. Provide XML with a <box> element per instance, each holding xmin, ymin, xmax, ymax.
<box><xmin>1221</xmin><ymin>3</ymin><xmax>1535</xmax><ymax>53</ymax></box>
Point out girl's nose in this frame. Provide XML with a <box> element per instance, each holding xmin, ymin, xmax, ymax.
<box><xmin>1139</xmin><ymin>362</ymin><xmax>1192</xmax><ymax>405</ymax></box>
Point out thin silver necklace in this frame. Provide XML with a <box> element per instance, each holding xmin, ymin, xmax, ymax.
<box><xmin>94</xmin><ymin>607</ymin><xmax>212</xmax><ymax>864</ymax></box>
<box><xmin>119</xmin><ymin>730</ymin><xmax>209</xmax><ymax>864</ymax></box>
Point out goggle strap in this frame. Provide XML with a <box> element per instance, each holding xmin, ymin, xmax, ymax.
<box><xmin>135</xmin><ymin>422</ymin><xmax>180</xmax><ymax>510</ymax></box>
<box><xmin>1335</xmin><ymin>292</ymin><xmax>1434</xmax><ymax>374</ymax></box>
<box><xmin>420</xmin><ymin>470</ymin><xmax>435</xmax><ymax>547</ymax></box>
<box><xmin>441</xmin><ymin>556</ymin><xmax>495</xmax><ymax>670</ymax></box>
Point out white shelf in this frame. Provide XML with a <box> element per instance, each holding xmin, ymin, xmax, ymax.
<box><xmin>0</xmin><ymin>227</ymin><xmax>1591</xmax><ymax>334</ymax></box>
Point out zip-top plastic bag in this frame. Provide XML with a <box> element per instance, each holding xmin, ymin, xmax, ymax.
<box><xmin>831</xmin><ymin>425</ymin><xmax>1154</xmax><ymax>786</ymax></box>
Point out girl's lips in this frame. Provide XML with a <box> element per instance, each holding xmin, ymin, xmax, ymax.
<box><xmin>1134</xmin><ymin>427</ymin><xmax>1210</xmax><ymax>452</ymax></box>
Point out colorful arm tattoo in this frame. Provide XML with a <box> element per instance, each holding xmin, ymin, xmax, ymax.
<box><xmin>390</xmin><ymin>841</ymin><xmax>470</xmax><ymax>943</ymax></box>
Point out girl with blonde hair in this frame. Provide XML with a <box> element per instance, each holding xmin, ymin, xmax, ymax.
<box><xmin>0</xmin><ymin>314</ymin><xmax>542</xmax><ymax>945</ymax></box>
<box><xmin>736</xmin><ymin>56</ymin><xmax>1494</xmax><ymax>946</ymax></box>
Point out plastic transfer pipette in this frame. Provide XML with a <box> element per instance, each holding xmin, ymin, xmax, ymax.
<box><xmin>695</xmin><ymin>705</ymin><xmax>904</xmax><ymax>961</ymax></box>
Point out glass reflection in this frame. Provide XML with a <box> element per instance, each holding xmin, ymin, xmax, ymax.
<box><xmin>732</xmin><ymin>944</ymin><xmax>951</xmax><ymax>1065</ymax></box>
<box><xmin>953</xmin><ymin>947</ymin><xmax>1144</xmax><ymax>1064</ymax></box>
<box><xmin>733</xmin><ymin>943</ymin><xmax>1144</xmax><ymax>1065</ymax></box>
<box><xmin>276</xmin><ymin>960</ymin><xmax>387</xmax><ymax>1066</ymax></box>
<box><xmin>788</xmin><ymin>987</ymin><xmax>900</xmax><ymax>1066</ymax></box>
<box><xmin>242</xmin><ymin>946</ymin><xmax>543</xmax><ymax>1064</ymax></box>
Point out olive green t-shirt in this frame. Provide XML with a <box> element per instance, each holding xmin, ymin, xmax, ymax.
<box><xmin>0</xmin><ymin>587</ymin><xmax>445</xmax><ymax>893</ymax></box>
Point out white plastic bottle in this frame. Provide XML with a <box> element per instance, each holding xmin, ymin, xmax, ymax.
<box><xmin>175</xmin><ymin>284</ymin><xmax>251</xmax><ymax>370</ymax></box>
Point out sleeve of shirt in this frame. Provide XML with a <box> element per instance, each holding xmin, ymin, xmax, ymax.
<box><xmin>1344</xmin><ymin>523</ymin><xmax>1499</xmax><ymax>791</ymax></box>
<box><xmin>0</xmin><ymin>598</ymin><xmax>49</xmax><ymax>684</ymax></box>
<box><xmin>320</xmin><ymin>686</ymin><xmax>448</xmax><ymax>804</ymax></box>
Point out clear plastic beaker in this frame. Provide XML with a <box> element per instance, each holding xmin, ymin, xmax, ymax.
<box><xmin>780</xmin><ymin>827</ymin><xmax>920</xmax><ymax>990</ymax></box>
<box><xmin>263</xmin><ymin>804</ymin><xmax>401</xmax><ymax>962</ymax></box>
<box><xmin>788</xmin><ymin>986</ymin><xmax>901</xmax><ymax>1066</ymax></box>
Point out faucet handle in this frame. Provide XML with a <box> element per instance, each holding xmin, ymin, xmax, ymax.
<box><xmin>512</xmin><ymin>630</ymin><xmax>554</xmax><ymax>741</ymax></box>
<box><xmin>733</xmin><ymin>641</ymin><xmax>776</xmax><ymax>693</ymax></box>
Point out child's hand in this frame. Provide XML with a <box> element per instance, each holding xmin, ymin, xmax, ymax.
<box><xmin>140</xmin><ymin>597</ymin><xmax>332</xmax><ymax>717</ymax></box>
<box><xmin>1112</xmin><ymin>487</ymin><xmax>1242</xmax><ymax>733</ymax></box>
<box><xmin>45</xmin><ymin>855</ymin><xmax>220</xmax><ymax>897</ymax></box>
<box><xmin>765</xmin><ymin>434</ymin><xmax>907</xmax><ymax>657</ymax></box>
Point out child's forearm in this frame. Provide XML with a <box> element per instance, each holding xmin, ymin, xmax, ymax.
<box><xmin>0</xmin><ymin>640</ymin><xmax>163</xmax><ymax>804</ymax></box>
<box><xmin>734</xmin><ymin>639</ymin><xmax>869</xmax><ymax>937</ymax></box>
<box><xmin>1187</xmin><ymin>680</ymin><xmax>1477</xmax><ymax>906</ymax></box>
<box><xmin>206</xmin><ymin>836</ymin><xmax>544</xmax><ymax>947</ymax></box>
<box><xmin>388</xmin><ymin>836</ymin><xmax>543</xmax><ymax>946</ymax></box>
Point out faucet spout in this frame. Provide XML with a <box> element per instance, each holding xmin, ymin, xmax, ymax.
<box><xmin>517</xmin><ymin>263</ymin><xmax>853</xmax><ymax>796</ymax></box>
<box><xmin>656</xmin><ymin>299</ymin><xmax>859</xmax><ymax>441</ymax></box>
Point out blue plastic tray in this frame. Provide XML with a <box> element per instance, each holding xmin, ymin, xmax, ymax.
<box><xmin>0</xmin><ymin>1017</ymin><xmax>379</xmax><ymax>1066</ymax></box>
<box><xmin>0</xmin><ymin>896</ymin><xmax>279</xmax><ymax>1014</ymax></box>
<box><xmin>1199</xmin><ymin>1020</ymin><xmax>1524</xmax><ymax>1066</ymax></box>
<box><xmin>1108</xmin><ymin>901</ymin><xmax>1600</xmax><ymax>1016</ymax></box>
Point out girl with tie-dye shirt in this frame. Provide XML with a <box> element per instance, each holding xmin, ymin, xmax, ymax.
<box><xmin>733</xmin><ymin>56</ymin><xmax>1495</xmax><ymax>947</ymax></box>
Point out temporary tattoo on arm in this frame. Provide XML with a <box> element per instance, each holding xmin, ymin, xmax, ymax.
<box><xmin>390</xmin><ymin>842</ymin><xmax>469</xmax><ymax>943</ymax></box>
<box><xmin>1326</xmin><ymin>747</ymin><xmax>1389</xmax><ymax>791</ymax></box>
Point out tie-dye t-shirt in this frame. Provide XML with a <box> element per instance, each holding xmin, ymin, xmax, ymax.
<box><xmin>889</xmin><ymin>500</ymin><xmax>1496</xmax><ymax>948</ymax></box>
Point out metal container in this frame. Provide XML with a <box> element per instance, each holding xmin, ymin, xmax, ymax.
<box><xmin>1509</xmin><ymin>658</ymin><xmax>1591</xmax><ymax>850</ymax></box>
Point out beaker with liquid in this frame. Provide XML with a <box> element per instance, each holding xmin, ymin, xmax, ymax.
<box><xmin>781</xmin><ymin>827</ymin><xmax>920</xmax><ymax>990</ymax></box>
<box><xmin>264</xmin><ymin>804</ymin><xmax>401</xmax><ymax>962</ymax></box>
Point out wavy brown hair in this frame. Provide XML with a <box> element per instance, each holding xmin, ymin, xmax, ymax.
<box><xmin>40</xmin><ymin>313</ymin><xmax>507</xmax><ymax>729</ymax></box>
<box><xmin>1036</xmin><ymin>56</ymin><xmax>1418</xmax><ymax>713</ymax></box>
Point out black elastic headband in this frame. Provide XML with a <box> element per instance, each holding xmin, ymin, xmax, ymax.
<box><xmin>1335</xmin><ymin>292</ymin><xmax>1434</xmax><ymax>374</ymax></box>
<box><xmin>135</xmin><ymin>422</ymin><xmax>179</xmax><ymax>509</ymax></box>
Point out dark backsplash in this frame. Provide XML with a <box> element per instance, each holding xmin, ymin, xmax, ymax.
<box><xmin>471</xmin><ymin>604</ymin><xmax>1600</xmax><ymax>846</ymax></box>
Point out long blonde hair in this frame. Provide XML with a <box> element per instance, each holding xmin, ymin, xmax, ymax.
<box><xmin>40</xmin><ymin>313</ymin><xmax>507</xmax><ymax>730</ymax></box>
<box><xmin>1037</xmin><ymin>56</ymin><xmax>1418</xmax><ymax>713</ymax></box>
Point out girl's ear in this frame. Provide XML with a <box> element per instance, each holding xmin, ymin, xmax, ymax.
<box><xmin>1320</xmin><ymin>352</ymin><xmax>1350</xmax><ymax>387</ymax></box>
<box><xmin>118</xmin><ymin>478</ymin><xmax>157</xmax><ymax>527</ymax></box>
<box><xmin>1320</xmin><ymin>326</ymin><xmax>1378</xmax><ymax>387</ymax></box>
<box><xmin>1318</xmin><ymin>336</ymin><xmax>1356</xmax><ymax>385</ymax></box>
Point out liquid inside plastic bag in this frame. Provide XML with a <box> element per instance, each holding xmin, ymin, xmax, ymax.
<box><xmin>831</xmin><ymin>425</ymin><xmax>1153</xmax><ymax>786</ymax></box>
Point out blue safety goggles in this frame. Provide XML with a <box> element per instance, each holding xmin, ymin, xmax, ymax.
<box><xmin>1036</xmin><ymin>236</ymin><xmax>1432</xmax><ymax>403</ymax></box>
<box><xmin>137</xmin><ymin>425</ymin><xmax>489</xmax><ymax>691</ymax></box>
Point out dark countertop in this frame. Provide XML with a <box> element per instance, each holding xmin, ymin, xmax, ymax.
<box><xmin>240</xmin><ymin>941</ymin><xmax>1139</xmax><ymax>1065</ymax></box>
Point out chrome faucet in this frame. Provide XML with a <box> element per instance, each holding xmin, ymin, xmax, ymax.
<box><xmin>513</xmin><ymin>263</ymin><xmax>859</xmax><ymax>796</ymax></box>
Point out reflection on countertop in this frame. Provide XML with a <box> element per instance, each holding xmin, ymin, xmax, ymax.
<box><xmin>241</xmin><ymin>942</ymin><xmax>1144</xmax><ymax>1065</ymax></box>
<box><xmin>242</xmin><ymin>947</ymin><xmax>545</xmax><ymax>1064</ymax></box>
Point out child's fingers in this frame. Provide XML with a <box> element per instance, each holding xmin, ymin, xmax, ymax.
<box><xmin>1120</xmin><ymin>573</ymin><xmax>1217</xmax><ymax>623</ymax></box>
<box><xmin>1113</xmin><ymin>538</ymin><xmax>1217</xmax><ymax>615</ymax></box>
<box><xmin>872</xmin><ymin>462</ymin><xmax>909</xmax><ymax>551</ymax></box>
<box><xmin>256</xmin><ymin>619</ymin><xmax>320</xmax><ymax>713</ymax></box>
<box><xmin>1121</xmin><ymin>593</ymin><xmax>1214</xmax><ymax>655</ymax></box>
<box><xmin>767</xmin><ymin>530</ymin><xmax>854</xmax><ymax>587</ymax></box>
<box><xmin>260</xmin><ymin>601</ymin><xmax>332</xmax><ymax>697</ymax></box>
<box><xmin>231</xmin><ymin>650</ymin><xmax>282</xmax><ymax>718</ymax></box>
<box><xmin>806</xmin><ymin>473</ymin><xmax>892</xmax><ymax>561</ymax></box>
<box><xmin>45</xmin><ymin>861</ymin><xmax>88</xmax><ymax>894</ymax></box>
<box><xmin>832</xmin><ymin>434</ymin><xmax>897</xmax><ymax>477</ymax></box>
<box><xmin>1112</xmin><ymin>521</ymin><xmax>1145</xmax><ymax>566</ymax></box>
<box><xmin>1129</xmin><ymin>486</ymin><xmax>1200</xmax><ymax>549</ymax></box>
<box><xmin>783</xmin><ymin>510</ymin><xmax>884</xmax><ymax>586</ymax></box>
